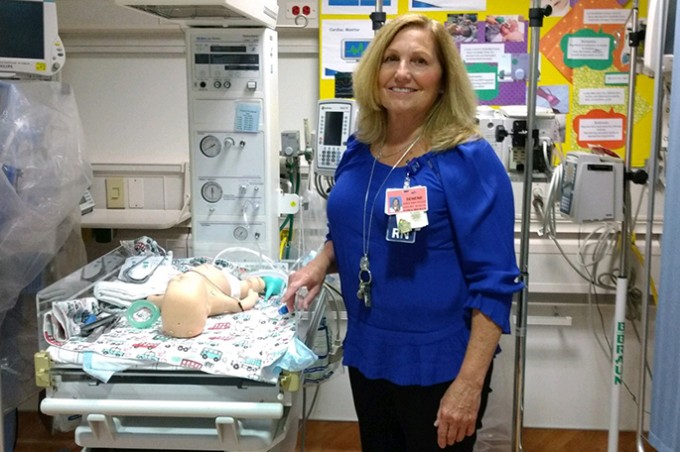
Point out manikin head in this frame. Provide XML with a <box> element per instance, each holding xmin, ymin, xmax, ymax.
<box><xmin>157</xmin><ymin>270</ymin><xmax>213</xmax><ymax>338</ymax></box>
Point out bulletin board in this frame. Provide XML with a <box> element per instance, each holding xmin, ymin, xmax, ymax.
<box><xmin>318</xmin><ymin>0</ymin><xmax>654</xmax><ymax>167</ymax></box>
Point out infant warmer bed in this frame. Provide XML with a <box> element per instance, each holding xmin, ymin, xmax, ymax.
<box><xmin>33</xmin><ymin>241</ymin><xmax>328</xmax><ymax>451</ymax></box>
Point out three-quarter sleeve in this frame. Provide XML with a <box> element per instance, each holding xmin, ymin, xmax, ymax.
<box><xmin>435</xmin><ymin>139</ymin><xmax>523</xmax><ymax>333</ymax></box>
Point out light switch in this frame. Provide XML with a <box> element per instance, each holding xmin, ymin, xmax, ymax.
<box><xmin>105</xmin><ymin>177</ymin><xmax>125</xmax><ymax>209</ymax></box>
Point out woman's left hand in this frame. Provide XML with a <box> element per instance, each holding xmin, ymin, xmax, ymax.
<box><xmin>434</xmin><ymin>376</ymin><xmax>481</xmax><ymax>448</ymax></box>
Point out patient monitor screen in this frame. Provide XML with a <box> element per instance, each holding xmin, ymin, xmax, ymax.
<box><xmin>0</xmin><ymin>1</ymin><xmax>44</xmax><ymax>59</ymax></box>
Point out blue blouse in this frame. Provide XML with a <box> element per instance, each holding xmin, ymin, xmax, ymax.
<box><xmin>326</xmin><ymin>135</ymin><xmax>522</xmax><ymax>386</ymax></box>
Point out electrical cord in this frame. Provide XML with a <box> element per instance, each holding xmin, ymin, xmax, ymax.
<box><xmin>539</xmin><ymin>162</ymin><xmax>563</xmax><ymax>237</ymax></box>
<box><xmin>296</xmin><ymin>194</ymin><xmax>307</xmax><ymax>263</ymax></box>
<box><xmin>541</xmin><ymin>139</ymin><xmax>553</xmax><ymax>178</ymax></box>
<box><xmin>314</xmin><ymin>174</ymin><xmax>334</xmax><ymax>200</ymax></box>
<box><xmin>298</xmin><ymin>279</ymin><xmax>346</xmax><ymax>452</ymax></box>
<box><xmin>576</xmin><ymin>223</ymin><xmax>620</xmax><ymax>290</ymax></box>
<box><xmin>537</xmin><ymin>156</ymin><xmax>655</xmax><ymax>410</ymax></box>
<box><xmin>320</xmin><ymin>280</ymin><xmax>345</xmax><ymax>363</ymax></box>
<box><xmin>539</xmin><ymin>160</ymin><xmax>621</xmax><ymax>291</ymax></box>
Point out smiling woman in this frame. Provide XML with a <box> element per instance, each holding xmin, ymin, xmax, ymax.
<box><xmin>375</xmin><ymin>26</ymin><xmax>443</xmax><ymax>139</ymax></box>
<box><xmin>281</xmin><ymin>13</ymin><xmax>522</xmax><ymax>452</ymax></box>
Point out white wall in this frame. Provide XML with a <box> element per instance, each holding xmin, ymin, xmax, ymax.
<box><xmin>59</xmin><ymin>33</ymin><xmax>318</xmax><ymax>165</ymax></box>
<box><xmin>62</xmin><ymin>53</ymin><xmax>189</xmax><ymax>164</ymax></box>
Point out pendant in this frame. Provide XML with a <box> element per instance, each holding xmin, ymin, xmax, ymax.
<box><xmin>360</xmin><ymin>255</ymin><xmax>370</xmax><ymax>272</ymax></box>
<box><xmin>357</xmin><ymin>282</ymin><xmax>371</xmax><ymax>307</ymax></box>
<box><xmin>358</xmin><ymin>254</ymin><xmax>372</xmax><ymax>307</ymax></box>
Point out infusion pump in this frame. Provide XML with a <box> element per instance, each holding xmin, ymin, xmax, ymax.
<box><xmin>314</xmin><ymin>99</ymin><xmax>358</xmax><ymax>177</ymax></box>
<box><xmin>560</xmin><ymin>151</ymin><xmax>624</xmax><ymax>222</ymax></box>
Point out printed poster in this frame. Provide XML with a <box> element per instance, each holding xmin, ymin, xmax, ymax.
<box><xmin>409</xmin><ymin>0</ymin><xmax>486</xmax><ymax>11</ymax></box>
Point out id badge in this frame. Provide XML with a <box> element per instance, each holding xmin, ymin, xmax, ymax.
<box><xmin>385</xmin><ymin>215</ymin><xmax>416</xmax><ymax>243</ymax></box>
<box><xmin>385</xmin><ymin>186</ymin><xmax>428</xmax><ymax>214</ymax></box>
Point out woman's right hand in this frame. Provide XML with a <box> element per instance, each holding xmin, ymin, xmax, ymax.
<box><xmin>281</xmin><ymin>242</ymin><xmax>335</xmax><ymax>312</ymax></box>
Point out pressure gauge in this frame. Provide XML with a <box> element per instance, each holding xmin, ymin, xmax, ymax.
<box><xmin>201</xmin><ymin>181</ymin><xmax>223</xmax><ymax>203</ymax></box>
<box><xmin>233</xmin><ymin>226</ymin><xmax>248</xmax><ymax>241</ymax></box>
<box><xmin>199</xmin><ymin>135</ymin><xmax>222</xmax><ymax>157</ymax></box>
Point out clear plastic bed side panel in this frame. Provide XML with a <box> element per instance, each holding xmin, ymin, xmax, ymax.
<box><xmin>36</xmin><ymin>246</ymin><xmax>129</xmax><ymax>350</ymax></box>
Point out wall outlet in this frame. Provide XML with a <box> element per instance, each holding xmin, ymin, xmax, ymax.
<box><xmin>285</xmin><ymin>1</ymin><xmax>317</xmax><ymax>20</ymax></box>
<box><xmin>105</xmin><ymin>177</ymin><xmax>125</xmax><ymax>209</ymax></box>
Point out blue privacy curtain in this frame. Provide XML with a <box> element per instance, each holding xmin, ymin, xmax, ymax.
<box><xmin>649</xmin><ymin>4</ymin><xmax>680</xmax><ymax>451</ymax></box>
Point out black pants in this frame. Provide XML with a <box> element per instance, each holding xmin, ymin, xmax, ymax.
<box><xmin>348</xmin><ymin>363</ymin><xmax>493</xmax><ymax>452</ymax></box>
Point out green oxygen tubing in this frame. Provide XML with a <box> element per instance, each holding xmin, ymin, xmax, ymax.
<box><xmin>126</xmin><ymin>299</ymin><xmax>161</xmax><ymax>329</ymax></box>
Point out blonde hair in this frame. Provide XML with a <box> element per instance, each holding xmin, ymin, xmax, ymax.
<box><xmin>352</xmin><ymin>14</ymin><xmax>479</xmax><ymax>150</ymax></box>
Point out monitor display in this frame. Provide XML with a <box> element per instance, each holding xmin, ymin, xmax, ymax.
<box><xmin>0</xmin><ymin>0</ymin><xmax>65</xmax><ymax>77</ymax></box>
<box><xmin>0</xmin><ymin>1</ymin><xmax>44</xmax><ymax>59</ymax></box>
<box><xmin>323</xmin><ymin>111</ymin><xmax>344</xmax><ymax>146</ymax></box>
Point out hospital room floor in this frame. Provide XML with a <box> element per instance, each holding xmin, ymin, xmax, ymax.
<box><xmin>13</xmin><ymin>411</ymin><xmax>656</xmax><ymax>452</ymax></box>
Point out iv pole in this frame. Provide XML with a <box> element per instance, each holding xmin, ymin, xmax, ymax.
<box><xmin>608</xmin><ymin>2</ymin><xmax>641</xmax><ymax>451</ymax></box>
<box><xmin>511</xmin><ymin>2</ymin><xmax>550</xmax><ymax>451</ymax></box>
<box><xmin>0</xmin><ymin>364</ymin><xmax>4</xmax><ymax>452</ymax></box>
<box><xmin>636</xmin><ymin>0</ymin><xmax>670</xmax><ymax>450</ymax></box>
<box><xmin>369</xmin><ymin>0</ymin><xmax>386</xmax><ymax>31</ymax></box>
